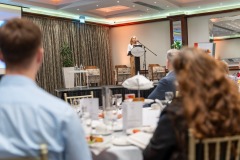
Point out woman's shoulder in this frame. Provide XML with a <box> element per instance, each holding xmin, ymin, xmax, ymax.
<box><xmin>162</xmin><ymin>98</ymin><xmax>183</xmax><ymax>116</ymax></box>
<box><xmin>161</xmin><ymin>98</ymin><xmax>187</xmax><ymax>130</ymax></box>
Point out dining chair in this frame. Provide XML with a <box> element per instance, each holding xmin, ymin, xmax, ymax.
<box><xmin>64</xmin><ymin>91</ymin><xmax>94</xmax><ymax>105</ymax></box>
<box><xmin>84</xmin><ymin>66</ymin><xmax>101</xmax><ymax>86</ymax></box>
<box><xmin>115</xmin><ymin>65</ymin><xmax>131</xmax><ymax>85</ymax></box>
<box><xmin>0</xmin><ymin>144</ymin><xmax>48</xmax><ymax>160</ymax></box>
<box><xmin>148</xmin><ymin>64</ymin><xmax>166</xmax><ymax>81</ymax></box>
<box><xmin>188</xmin><ymin>129</ymin><xmax>240</xmax><ymax>160</ymax></box>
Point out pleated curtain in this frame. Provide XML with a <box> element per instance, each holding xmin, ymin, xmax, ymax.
<box><xmin>23</xmin><ymin>13</ymin><xmax>113</xmax><ymax>95</ymax></box>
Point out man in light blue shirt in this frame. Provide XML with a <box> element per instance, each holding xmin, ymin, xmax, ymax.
<box><xmin>0</xmin><ymin>18</ymin><xmax>92</xmax><ymax>160</ymax></box>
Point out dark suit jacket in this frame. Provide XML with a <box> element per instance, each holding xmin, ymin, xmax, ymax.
<box><xmin>147</xmin><ymin>71</ymin><xmax>176</xmax><ymax>100</ymax></box>
<box><xmin>143</xmin><ymin>98</ymin><xmax>188</xmax><ymax>160</ymax></box>
<box><xmin>143</xmin><ymin>98</ymin><xmax>228</xmax><ymax>160</ymax></box>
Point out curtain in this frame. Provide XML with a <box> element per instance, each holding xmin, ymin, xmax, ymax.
<box><xmin>23</xmin><ymin>13</ymin><xmax>113</xmax><ymax>95</ymax></box>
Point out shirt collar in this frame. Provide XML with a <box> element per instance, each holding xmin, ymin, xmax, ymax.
<box><xmin>0</xmin><ymin>75</ymin><xmax>37</xmax><ymax>87</ymax></box>
<box><xmin>166</xmin><ymin>70</ymin><xmax>174</xmax><ymax>76</ymax></box>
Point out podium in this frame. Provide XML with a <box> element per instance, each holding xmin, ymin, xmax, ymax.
<box><xmin>129</xmin><ymin>45</ymin><xmax>144</xmax><ymax>76</ymax></box>
<box><xmin>130</xmin><ymin>56</ymin><xmax>140</xmax><ymax>76</ymax></box>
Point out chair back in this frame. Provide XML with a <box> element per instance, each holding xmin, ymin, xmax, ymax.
<box><xmin>64</xmin><ymin>91</ymin><xmax>94</xmax><ymax>105</ymax></box>
<box><xmin>188</xmin><ymin>130</ymin><xmax>240</xmax><ymax>160</ymax></box>
<box><xmin>115</xmin><ymin>65</ymin><xmax>131</xmax><ymax>85</ymax></box>
<box><xmin>0</xmin><ymin>144</ymin><xmax>48</xmax><ymax>160</ymax></box>
<box><xmin>148</xmin><ymin>64</ymin><xmax>165</xmax><ymax>81</ymax></box>
<box><xmin>85</xmin><ymin>66</ymin><xmax>100</xmax><ymax>86</ymax></box>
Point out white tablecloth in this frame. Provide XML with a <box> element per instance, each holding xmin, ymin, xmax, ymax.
<box><xmin>92</xmin><ymin>108</ymin><xmax>161</xmax><ymax>160</ymax></box>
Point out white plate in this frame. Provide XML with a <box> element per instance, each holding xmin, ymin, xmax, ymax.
<box><xmin>124</xmin><ymin>99</ymin><xmax>154</xmax><ymax>103</ymax></box>
<box><xmin>144</xmin><ymin>99</ymin><xmax>154</xmax><ymax>104</ymax></box>
<box><xmin>126</xmin><ymin>126</ymin><xmax>155</xmax><ymax>135</ymax></box>
<box><xmin>91</xmin><ymin>130</ymin><xmax>112</xmax><ymax>136</ymax></box>
<box><xmin>89</xmin><ymin>137</ymin><xmax>111</xmax><ymax>148</ymax></box>
<box><xmin>113</xmin><ymin>124</ymin><xmax>123</xmax><ymax>132</ymax></box>
<box><xmin>112</xmin><ymin>137</ymin><xmax>131</xmax><ymax>146</ymax></box>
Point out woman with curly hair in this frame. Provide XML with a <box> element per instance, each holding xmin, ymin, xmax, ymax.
<box><xmin>143</xmin><ymin>47</ymin><xmax>240</xmax><ymax>160</ymax></box>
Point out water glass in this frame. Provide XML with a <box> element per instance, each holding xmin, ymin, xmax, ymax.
<box><xmin>165</xmin><ymin>92</ymin><xmax>174</xmax><ymax>103</ymax></box>
<box><xmin>103</xmin><ymin>106</ymin><xmax>118</xmax><ymax>131</ymax></box>
<box><xmin>115</xmin><ymin>94</ymin><xmax>122</xmax><ymax>109</ymax></box>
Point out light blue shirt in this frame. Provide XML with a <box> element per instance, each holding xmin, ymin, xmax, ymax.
<box><xmin>0</xmin><ymin>75</ymin><xmax>92</xmax><ymax>160</ymax></box>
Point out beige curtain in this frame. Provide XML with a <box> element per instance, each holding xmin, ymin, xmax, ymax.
<box><xmin>23</xmin><ymin>13</ymin><xmax>113</xmax><ymax>95</ymax></box>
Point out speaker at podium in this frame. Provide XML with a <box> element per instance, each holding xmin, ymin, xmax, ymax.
<box><xmin>128</xmin><ymin>45</ymin><xmax>144</xmax><ymax>76</ymax></box>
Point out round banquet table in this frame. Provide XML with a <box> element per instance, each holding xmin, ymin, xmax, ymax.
<box><xmin>92</xmin><ymin>108</ymin><xmax>161</xmax><ymax>160</ymax></box>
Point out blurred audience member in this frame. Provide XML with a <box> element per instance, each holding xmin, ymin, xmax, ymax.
<box><xmin>143</xmin><ymin>47</ymin><xmax>240</xmax><ymax>160</ymax></box>
<box><xmin>147</xmin><ymin>49</ymin><xmax>180</xmax><ymax>100</ymax></box>
<box><xmin>0</xmin><ymin>18</ymin><xmax>91</xmax><ymax>160</ymax></box>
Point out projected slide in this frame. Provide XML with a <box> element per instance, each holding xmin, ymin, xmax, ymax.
<box><xmin>0</xmin><ymin>60</ymin><xmax>5</xmax><ymax>69</ymax></box>
<box><xmin>0</xmin><ymin>4</ymin><xmax>21</xmax><ymax>21</ymax></box>
<box><xmin>0</xmin><ymin>20</ymin><xmax>4</xmax><ymax>26</ymax></box>
<box><xmin>0</xmin><ymin>4</ymin><xmax>21</xmax><ymax>74</ymax></box>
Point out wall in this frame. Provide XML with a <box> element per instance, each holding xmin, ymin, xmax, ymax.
<box><xmin>188</xmin><ymin>11</ymin><xmax>240</xmax><ymax>59</ymax></box>
<box><xmin>110</xmin><ymin>21</ymin><xmax>170</xmax><ymax>69</ymax></box>
<box><xmin>110</xmin><ymin>10</ymin><xmax>240</xmax><ymax>69</ymax></box>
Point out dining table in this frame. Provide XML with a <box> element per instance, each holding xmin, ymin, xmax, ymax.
<box><xmin>87</xmin><ymin>107</ymin><xmax>161</xmax><ymax>160</ymax></box>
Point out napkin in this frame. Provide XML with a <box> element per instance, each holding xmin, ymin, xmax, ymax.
<box><xmin>127</xmin><ymin>132</ymin><xmax>152</xmax><ymax>149</ymax></box>
<box><xmin>90</xmin><ymin>139</ymin><xmax>111</xmax><ymax>155</ymax></box>
<box><xmin>122</xmin><ymin>74</ymin><xmax>154</xmax><ymax>90</ymax></box>
<box><xmin>154</xmin><ymin>99</ymin><xmax>166</xmax><ymax>111</ymax></box>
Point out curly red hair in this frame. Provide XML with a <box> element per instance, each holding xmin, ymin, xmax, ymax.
<box><xmin>173</xmin><ymin>47</ymin><xmax>240</xmax><ymax>138</ymax></box>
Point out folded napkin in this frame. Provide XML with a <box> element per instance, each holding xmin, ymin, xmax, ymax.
<box><xmin>127</xmin><ymin>132</ymin><xmax>152</xmax><ymax>149</ymax></box>
<box><xmin>154</xmin><ymin>99</ymin><xmax>166</xmax><ymax>111</ymax></box>
<box><xmin>90</xmin><ymin>138</ymin><xmax>112</xmax><ymax>155</ymax></box>
<box><xmin>122</xmin><ymin>74</ymin><xmax>154</xmax><ymax>90</ymax></box>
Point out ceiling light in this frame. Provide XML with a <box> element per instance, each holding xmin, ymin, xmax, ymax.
<box><xmin>154</xmin><ymin>2</ymin><xmax>157</xmax><ymax>3</ymax></box>
<box><xmin>77</xmin><ymin>9</ymin><xmax>79</xmax><ymax>10</ymax></box>
<box><xmin>117</xmin><ymin>1</ymin><xmax>119</xmax><ymax>3</ymax></box>
<box><xmin>166</xmin><ymin>6</ymin><xmax>169</xmax><ymax>8</ymax></box>
<box><xmin>147</xmin><ymin>8</ymin><xmax>149</xmax><ymax>11</ymax></box>
<box><xmin>96</xmin><ymin>4</ymin><xmax>99</xmax><ymax>7</ymax></box>
<box><xmin>132</xmin><ymin>5</ymin><xmax>135</xmax><ymax>7</ymax></box>
<box><xmin>198</xmin><ymin>6</ymin><xmax>201</xmax><ymax>8</ymax></box>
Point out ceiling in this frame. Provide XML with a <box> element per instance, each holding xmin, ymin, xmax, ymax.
<box><xmin>1</xmin><ymin>0</ymin><xmax>240</xmax><ymax>25</ymax></box>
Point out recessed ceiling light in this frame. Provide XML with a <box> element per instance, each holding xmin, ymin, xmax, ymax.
<box><xmin>117</xmin><ymin>1</ymin><xmax>119</xmax><ymax>3</ymax></box>
<box><xmin>96</xmin><ymin>4</ymin><xmax>99</xmax><ymax>7</ymax></box>
<box><xmin>132</xmin><ymin>5</ymin><xmax>135</xmax><ymax>7</ymax></box>
<box><xmin>166</xmin><ymin>5</ymin><xmax>169</xmax><ymax>8</ymax></box>
<box><xmin>77</xmin><ymin>8</ymin><xmax>79</xmax><ymax>10</ymax></box>
<box><xmin>198</xmin><ymin>6</ymin><xmax>201</xmax><ymax>8</ymax></box>
<box><xmin>154</xmin><ymin>2</ymin><xmax>157</xmax><ymax>3</ymax></box>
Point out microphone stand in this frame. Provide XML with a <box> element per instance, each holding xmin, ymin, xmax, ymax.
<box><xmin>137</xmin><ymin>41</ymin><xmax>157</xmax><ymax>77</ymax></box>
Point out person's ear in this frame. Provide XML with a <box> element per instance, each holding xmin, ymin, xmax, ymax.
<box><xmin>36</xmin><ymin>47</ymin><xmax>44</xmax><ymax>64</ymax></box>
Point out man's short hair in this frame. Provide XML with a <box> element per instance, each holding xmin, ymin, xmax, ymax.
<box><xmin>0</xmin><ymin>18</ymin><xmax>42</xmax><ymax>68</ymax></box>
<box><xmin>167</xmin><ymin>49</ymin><xmax>180</xmax><ymax>64</ymax></box>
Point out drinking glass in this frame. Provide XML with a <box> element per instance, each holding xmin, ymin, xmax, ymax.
<box><xmin>165</xmin><ymin>92</ymin><xmax>174</xmax><ymax>103</ymax></box>
<box><xmin>115</xmin><ymin>94</ymin><xmax>122</xmax><ymax>109</ymax></box>
<box><xmin>80</xmin><ymin>104</ymin><xmax>92</xmax><ymax>136</ymax></box>
<box><xmin>103</xmin><ymin>106</ymin><xmax>118</xmax><ymax>132</ymax></box>
<box><xmin>111</xmin><ymin>95</ymin><xmax>116</xmax><ymax>105</ymax></box>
